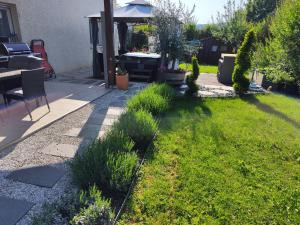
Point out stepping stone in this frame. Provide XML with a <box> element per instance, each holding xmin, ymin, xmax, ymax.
<box><xmin>81</xmin><ymin>125</ymin><xmax>102</xmax><ymax>139</ymax></box>
<box><xmin>98</xmin><ymin>130</ymin><xmax>106</xmax><ymax>139</ymax></box>
<box><xmin>40</xmin><ymin>143</ymin><xmax>78</xmax><ymax>158</ymax></box>
<box><xmin>0</xmin><ymin>196</ymin><xmax>34</xmax><ymax>225</ymax></box>
<box><xmin>102</xmin><ymin>117</ymin><xmax>118</xmax><ymax>126</ymax></box>
<box><xmin>87</xmin><ymin>113</ymin><xmax>106</xmax><ymax>125</ymax></box>
<box><xmin>110</xmin><ymin>101</ymin><xmax>125</xmax><ymax>107</ymax></box>
<box><xmin>107</xmin><ymin>107</ymin><xmax>125</xmax><ymax>116</ymax></box>
<box><xmin>118</xmin><ymin>96</ymin><xmax>128</xmax><ymax>101</ymax></box>
<box><xmin>97</xmin><ymin>108</ymin><xmax>109</xmax><ymax>114</ymax></box>
<box><xmin>7</xmin><ymin>166</ymin><xmax>65</xmax><ymax>188</ymax></box>
<box><xmin>64</xmin><ymin>128</ymin><xmax>81</xmax><ymax>137</ymax></box>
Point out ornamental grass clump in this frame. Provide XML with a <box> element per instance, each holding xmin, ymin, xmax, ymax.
<box><xmin>145</xmin><ymin>83</ymin><xmax>176</xmax><ymax>102</ymax></box>
<box><xmin>70</xmin><ymin>132</ymin><xmax>138</xmax><ymax>193</ymax></box>
<box><xmin>127</xmin><ymin>83</ymin><xmax>175</xmax><ymax>115</ymax></box>
<box><xmin>232</xmin><ymin>29</ymin><xmax>256</xmax><ymax>94</ymax></box>
<box><xmin>71</xmin><ymin>186</ymin><xmax>114</xmax><ymax>225</ymax></box>
<box><xmin>127</xmin><ymin>90</ymin><xmax>169</xmax><ymax>115</ymax></box>
<box><xmin>113</xmin><ymin>110</ymin><xmax>158</xmax><ymax>150</ymax></box>
<box><xmin>32</xmin><ymin>186</ymin><xmax>114</xmax><ymax>225</ymax></box>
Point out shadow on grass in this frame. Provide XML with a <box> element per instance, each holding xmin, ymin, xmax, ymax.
<box><xmin>242</xmin><ymin>95</ymin><xmax>300</xmax><ymax>130</ymax></box>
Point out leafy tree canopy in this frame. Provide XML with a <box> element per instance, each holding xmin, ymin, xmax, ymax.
<box><xmin>246</xmin><ymin>0</ymin><xmax>281</xmax><ymax>23</ymax></box>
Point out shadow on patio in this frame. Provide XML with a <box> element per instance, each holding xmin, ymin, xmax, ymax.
<box><xmin>0</xmin><ymin>76</ymin><xmax>110</xmax><ymax>151</ymax></box>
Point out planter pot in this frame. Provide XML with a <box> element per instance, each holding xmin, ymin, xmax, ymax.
<box><xmin>116</xmin><ymin>73</ymin><xmax>129</xmax><ymax>91</ymax></box>
<box><xmin>157</xmin><ymin>70</ymin><xmax>186</xmax><ymax>85</ymax></box>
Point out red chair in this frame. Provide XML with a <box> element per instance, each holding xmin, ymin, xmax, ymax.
<box><xmin>30</xmin><ymin>39</ymin><xmax>56</xmax><ymax>79</ymax></box>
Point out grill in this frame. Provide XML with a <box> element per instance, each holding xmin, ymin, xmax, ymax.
<box><xmin>0</xmin><ymin>42</ymin><xmax>33</xmax><ymax>68</ymax></box>
<box><xmin>0</xmin><ymin>42</ymin><xmax>32</xmax><ymax>56</ymax></box>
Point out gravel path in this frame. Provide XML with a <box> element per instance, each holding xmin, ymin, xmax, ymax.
<box><xmin>0</xmin><ymin>83</ymin><xmax>146</xmax><ymax>225</ymax></box>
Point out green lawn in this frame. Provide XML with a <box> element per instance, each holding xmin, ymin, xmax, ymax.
<box><xmin>179</xmin><ymin>63</ymin><xmax>219</xmax><ymax>74</ymax></box>
<box><xmin>119</xmin><ymin>94</ymin><xmax>300</xmax><ymax>224</ymax></box>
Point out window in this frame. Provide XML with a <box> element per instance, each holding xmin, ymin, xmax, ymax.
<box><xmin>0</xmin><ymin>4</ymin><xmax>17</xmax><ymax>42</ymax></box>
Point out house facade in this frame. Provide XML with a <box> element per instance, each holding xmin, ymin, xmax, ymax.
<box><xmin>0</xmin><ymin>0</ymin><xmax>104</xmax><ymax>73</ymax></box>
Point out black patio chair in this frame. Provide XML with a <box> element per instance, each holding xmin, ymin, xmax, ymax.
<box><xmin>4</xmin><ymin>68</ymin><xmax>50</xmax><ymax>120</ymax></box>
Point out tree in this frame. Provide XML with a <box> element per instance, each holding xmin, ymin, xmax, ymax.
<box><xmin>246</xmin><ymin>0</ymin><xmax>281</xmax><ymax>23</ymax></box>
<box><xmin>184</xmin><ymin>23</ymin><xmax>198</xmax><ymax>41</ymax></box>
<box><xmin>152</xmin><ymin>0</ymin><xmax>195</xmax><ymax>70</ymax></box>
<box><xmin>212</xmin><ymin>0</ymin><xmax>249</xmax><ymax>50</ymax></box>
<box><xmin>232</xmin><ymin>29</ymin><xmax>256</xmax><ymax>94</ymax></box>
<box><xmin>270</xmin><ymin>0</ymin><xmax>300</xmax><ymax>86</ymax></box>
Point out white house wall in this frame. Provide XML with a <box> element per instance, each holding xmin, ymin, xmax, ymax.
<box><xmin>1</xmin><ymin>0</ymin><xmax>104</xmax><ymax>73</ymax></box>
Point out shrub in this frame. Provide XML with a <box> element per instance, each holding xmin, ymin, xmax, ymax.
<box><xmin>71</xmin><ymin>186</ymin><xmax>114</xmax><ymax>225</ymax></box>
<box><xmin>106</xmin><ymin>151</ymin><xmax>138</xmax><ymax>192</ymax></box>
<box><xmin>269</xmin><ymin>0</ymin><xmax>300</xmax><ymax>91</ymax></box>
<box><xmin>113</xmin><ymin>110</ymin><xmax>158</xmax><ymax>149</ymax></box>
<box><xmin>185</xmin><ymin>74</ymin><xmax>199</xmax><ymax>96</ymax></box>
<box><xmin>32</xmin><ymin>186</ymin><xmax>114</xmax><ymax>225</ymax></box>
<box><xmin>145</xmin><ymin>83</ymin><xmax>176</xmax><ymax>102</ymax></box>
<box><xmin>232</xmin><ymin>29</ymin><xmax>256</xmax><ymax>94</ymax></box>
<box><xmin>192</xmin><ymin>55</ymin><xmax>200</xmax><ymax>80</ymax></box>
<box><xmin>70</xmin><ymin>133</ymin><xmax>138</xmax><ymax>193</ymax></box>
<box><xmin>127</xmin><ymin>91</ymin><xmax>169</xmax><ymax>115</ymax></box>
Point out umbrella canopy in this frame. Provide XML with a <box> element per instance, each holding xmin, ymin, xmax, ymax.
<box><xmin>86</xmin><ymin>0</ymin><xmax>155</xmax><ymax>23</ymax></box>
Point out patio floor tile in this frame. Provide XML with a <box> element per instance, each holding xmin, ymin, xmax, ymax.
<box><xmin>40</xmin><ymin>143</ymin><xmax>78</xmax><ymax>158</ymax></box>
<box><xmin>7</xmin><ymin>165</ymin><xmax>65</xmax><ymax>188</ymax></box>
<box><xmin>0</xmin><ymin>196</ymin><xmax>34</xmax><ymax>225</ymax></box>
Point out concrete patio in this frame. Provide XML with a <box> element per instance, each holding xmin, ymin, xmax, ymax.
<box><xmin>0</xmin><ymin>67</ymin><xmax>109</xmax><ymax>150</ymax></box>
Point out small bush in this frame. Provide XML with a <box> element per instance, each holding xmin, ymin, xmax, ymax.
<box><xmin>113</xmin><ymin>110</ymin><xmax>158</xmax><ymax>149</ymax></box>
<box><xmin>127</xmin><ymin>91</ymin><xmax>169</xmax><ymax>115</ymax></box>
<box><xmin>145</xmin><ymin>83</ymin><xmax>176</xmax><ymax>102</ymax></box>
<box><xmin>70</xmin><ymin>133</ymin><xmax>138</xmax><ymax>193</ymax></box>
<box><xmin>185</xmin><ymin>74</ymin><xmax>199</xmax><ymax>96</ymax></box>
<box><xmin>71</xmin><ymin>186</ymin><xmax>114</xmax><ymax>225</ymax></box>
<box><xmin>192</xmin><ymin>56</ymin><xmax>200</xmax><ymax>80</ymax></box>
<box><xmin>127</xmin><ymin>83</ymin><xmax>175</xmax><ymax>115</ymax></box>
<box><xmin>232</xmin><ymin>29</ymin><xmax>256</xmax><ymax>94</ymax></box>
<box><xmin>107</xmin><ymin>151</ymin><xmax>138</xmax><ymax>192</ymax></box>
<box><xmin>32</xmin><ymin>186</ymin><xmax>114</xmax><ymax>225</ymax></box>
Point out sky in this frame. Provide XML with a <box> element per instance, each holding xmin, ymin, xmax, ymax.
<box><xmin>117</xmin><ymin>0</ymin><xmax>228</xmax><ymax>24</ymax></box>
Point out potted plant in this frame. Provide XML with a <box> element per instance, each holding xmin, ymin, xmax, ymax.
<box><xmin>152</xmin><ymin>0</ymin><xmax>194</xmax><ymax>85</ymax></box>
<box><xmin>116</xmin><ymin>66</ymin><xmax>129</xmax><ymax>91</ymax></box>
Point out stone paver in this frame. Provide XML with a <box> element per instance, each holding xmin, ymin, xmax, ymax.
<box><xmin>40</xmin><ymin>143</ymin><xmax>78</xmax><ymax>158</ymax></box>
<box><xmin>0</xmin><ymin>196</ymin><xmax>34</xmax><ymax>225</ymax></box>
<box><xmin>107</xmin><ymin>107</ymin><xmax>125</xmax><ymax>116</ymax></box>
<box><xmin>7</xmin><ymin>166</ymin><xmax>66</xmax><ymax>188</ymax></box>
<box><xmin>63</xmin><ymin>128</ymin><xmax>81</xmax><ymax>137</ymax></box>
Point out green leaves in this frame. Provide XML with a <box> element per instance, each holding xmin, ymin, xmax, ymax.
<box><xmin>232</xmin><ymin>29</ymin><xmax>256</xmax><ymax>94</ymax></box>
